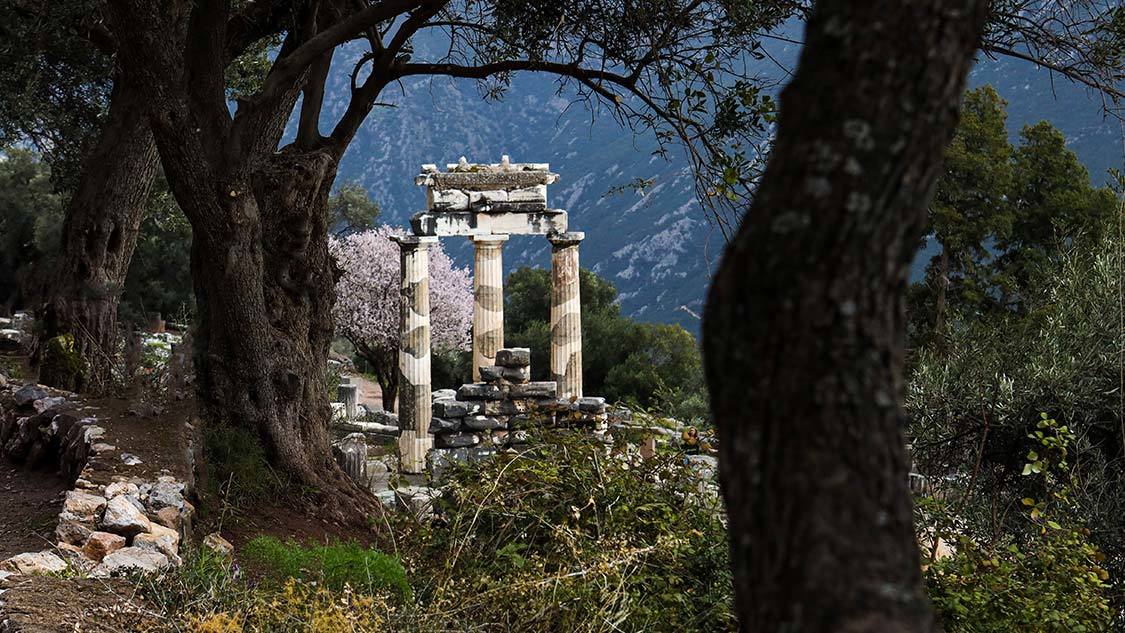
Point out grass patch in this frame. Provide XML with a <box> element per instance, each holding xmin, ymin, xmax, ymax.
<box><xmin>241</xmin><ymin>536</ymin><xmax>410</xmax><ymax>600</ymax></box>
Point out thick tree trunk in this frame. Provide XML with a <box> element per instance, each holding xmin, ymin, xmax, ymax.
<box><xmin>379</xmin><ymin>372</ymin><xmax>398</xmax><ymax>414</ymax></box>
<box><xmin>39</xmin><ymin>71</ymin><xmax>158</xmax><ymax>394</ymax></box>
<box><xmin>352</xmin><ymin>344</ymin><xmax>399</xmax><ymax>413</ymax></box>
<box><xmin>190</xmin><ymin>148</ymin><xmax>375</xmax><ymax>523</ymax></box>
<box><xmin>702</xmin><ymin>1</ymin><xmax>988</xmax><ymax>631</ymax></box>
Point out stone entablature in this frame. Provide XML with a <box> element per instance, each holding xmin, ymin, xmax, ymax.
<box><xmin>410</xmin><ymin>157</ymin><xmax>567</xmax><ymax>237</ymax></box>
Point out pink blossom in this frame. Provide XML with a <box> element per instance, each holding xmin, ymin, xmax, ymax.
<box><xmin>330</xmin><ymin>226</ymin><xmax>473</xmax><ymax>355</ymax></box>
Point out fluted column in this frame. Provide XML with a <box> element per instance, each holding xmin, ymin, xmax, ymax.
<box><xmin>549</xmin><ymin>231</ymin><xmax>584</xmax><ymax>398</ymax></box>
<box><xmin>392</xmin><ymin>235</ymin><xmax>436</xmax><ymax>473</ymax></box>
<box><xmin>472</xmin><ymin>234</ymin><xmax>508</xmax><ymax>380</ymax></box>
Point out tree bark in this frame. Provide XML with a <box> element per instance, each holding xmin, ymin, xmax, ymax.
<box><xmin>351</xmin><ymin>342</ymin><xmax>399</xmax><ymax>413</ymax></box>
<box><xmin>38</xmin><ymin>69</ymin><xmax>158</xmax><ymax>394</ymax></box>
<box><xmin>188</xmin><ymin>148</ymin><xmax>374</xmax><ymax>522</ymax></box>
<box><xmin>701</xmin><ymin>1</ymin><xmax>988</xmax><ymax>631</ymax></box>
<box><xmin>106</xmin><ymin>0</ymin><xmax>383</xmax><ymax>526</ymax></box>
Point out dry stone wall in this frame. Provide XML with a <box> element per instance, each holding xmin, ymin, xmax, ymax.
<box><xmin>0</xmin><ymin>378</ymin><xmax>193</xmax><ymax>587</ymax></box>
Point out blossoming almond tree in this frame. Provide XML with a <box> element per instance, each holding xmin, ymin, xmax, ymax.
<box><xmin>330</xmin><ymin>226</ymin><xmax>471</xmax><ymax>412</ymax></box>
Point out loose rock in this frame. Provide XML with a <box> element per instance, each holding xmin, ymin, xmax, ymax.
<box><xmin>202</xmin><ymin>532</ymin><xmax>234</xmax><ymax>559</ymax></box>
<box><xmin>93</xmin><ymin>547</ymin><xmax>169</xmax><ymax>576</ymax></box>
<box><xmin>63</xmin><ymin>490</ymin><xmax>108</xmax><ymax>519</ymax></box>
<box><xmin>83</xmin><ymin>531</ymin><xmax>127</xmax><ymax>562</ymax></box>
<box><xmin>100</xmin><ymin>495</ymin><xmax>152</xmax><ymax>538</ymax></box>
<box><xmin>1</xmin><ymin>551</ymin><xmax>67</xmax><ymax>575</ymax></box>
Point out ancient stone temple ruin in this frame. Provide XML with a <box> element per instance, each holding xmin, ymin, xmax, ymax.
<box><xmin>394</xmin><ymin>157</ymin><xmax>607</xmax><ymax>473</ymax></box>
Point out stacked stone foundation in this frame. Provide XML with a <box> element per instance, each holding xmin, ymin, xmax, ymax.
<box><xmin>427</xmin><ymin>347</ymin><xmax>606</xmax><ymax>472</ymax></box>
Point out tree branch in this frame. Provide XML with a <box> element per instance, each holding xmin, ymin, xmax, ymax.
<box><xmin>252</xmin><ymin>0</ymin><xmax>423</xmax><ymax>107</ymax></box>
<box><xmin>981</xmin><ymin>43</ymin><xmax>1125</xmax><ymax>101</ymax></box>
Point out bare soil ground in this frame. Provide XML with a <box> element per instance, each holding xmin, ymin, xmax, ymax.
<box><xmin>0</xmin><ymin>457</ymin><xmax>67</xmax><ymax>559</ymax></box>
<box><xmin>0</xmin><ymin>576</ymin><xmax>159</xmax><ymax>632</ymax></box>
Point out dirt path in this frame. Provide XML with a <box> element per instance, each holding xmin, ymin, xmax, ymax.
<box><xmin>0</xmin><ymin>457</ymin><xmax>67</xmax><ymax>559</ymax></box>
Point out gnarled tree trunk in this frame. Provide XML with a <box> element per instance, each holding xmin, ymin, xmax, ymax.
<box><xmin>702</xmin><ymin>1</ymin><xmax>988</xmax><ymax>631</ymax></box>
<box><xmin>39</xmin><ymin>70</ymin><xmax>158</xmax><ymax>393</ymax></box>
<box><xmin>188</xmin><ymin>147</ymin><xmax>373</xmax><ymax>521</ymax></box>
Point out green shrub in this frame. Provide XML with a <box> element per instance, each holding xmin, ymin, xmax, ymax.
<box><xmin>923</xmin><ymin>415</ymin><xmax>1112</xmax><ymax>632</ymax></box>
<box><xmin>241</xmin><ymin>536</ymin><xmax>410</xmax><ymax>600</ymax></box>
<box><xmin>401</xmin><ymin>431</ymin><xmax>733</xmax><ymax>632</ymax></box>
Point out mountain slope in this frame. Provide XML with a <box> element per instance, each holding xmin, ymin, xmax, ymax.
<box><xmin>317</xmin><ymin>37</ymin><xmax>1122</xmax><ymax>333</ymax></box>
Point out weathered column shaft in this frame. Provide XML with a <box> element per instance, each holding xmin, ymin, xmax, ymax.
<box><xmin>549</xmin><ymin>232</ymin><xmax>584</xmax><ymax>398</ymax></box>
<box><xmin>393</xmin><ymin>235</ymin><xmax>437</xmax><ymax>473</ymax></box>
<box><xmin>472</xmin><ymin>234</ymin><xmax>509</xmax><ymax>380</ymax></box>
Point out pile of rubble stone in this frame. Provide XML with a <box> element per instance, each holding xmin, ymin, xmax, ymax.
<box><xmin>429</xmin><ymin>347</ymin><xmax>607</xmax><ymax>459</ymax></box>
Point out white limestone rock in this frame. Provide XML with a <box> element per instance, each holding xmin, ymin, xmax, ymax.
<box><xmin>426</xmin><ymin>187</ymin><xmax>470</xmax><ymax>210</ymax></box>
<box><xmin>99</xmin><ymin>495</ymin><xmax>152</xmax><ymax>537</ymax></box>
<box><xmin>92</xmin><ymin>547</ymin><xmax>169</xmax><ymax>576</ymax></box>
<box><xmin>63</xmin><ymin>490</ymin><xmax>107</xmax><ymax>519</ymax></box>
<box><xmin>134</xmin><ymin>523</ymin><xmax>181</xmax><ymax>563</ymax></box>
<box><xmin>103</xmin><ymin>481</ymin><xmax>140</xmax><ymax>499</ymax></box>
<box><xmin>1</xmin><ymin>551</ymin><xmax>67</xmax><ymax>575</ymax></box>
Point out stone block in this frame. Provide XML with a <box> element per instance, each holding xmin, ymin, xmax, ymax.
<box><xmin>332</xmin><ymin>433</ymin><xmax>368</xmax><ymax>484</ymax></box>
<box><xmin>432</xmin><ymin>388</ymin><xmax>458</xmax><ymax>400</ymax></box>
<box><xmin>464</xmin><ymin>415</ymin><xmax>506</xmax><ymax>431</ymax></box>
<box><xmin>202</xmin><ymin>532</ymin><xmax>234</xmax><ymax>559</ymax></box>
<box><xmin>56</xmin><ymin>520</ymin><xmax>92</xmax><ymax>546</ymax></box>
<box><xmin>426</xmin><ymin>187</ymin><xmax>470</xmax><ymax>210</ymax></box>
<box><xmin>457</xmin><ymin>383</ymin><xmax>503</xmax><ymax>400</ymax></box>
<box><xmin>428</xmin><ymin>416</ymin><xmax>461</xmax><ymax>434</ymax></box>
<box><xmin>495</xmin><ymin>348</ymin><xmax>531</xmax><ymax>368</ymax></box>
<box><xmin>411</xmin><ymin>210</ymin><xmax>568</xmax><ymax>237</ymax></box>
<box><xmin>92</xmin><ymin>547</ymin><xmax>169</xmax><ymax>576</ymax></box>
<box><xmin>154</xmin><ymin>507</ymin><xmax>182</xmax><ymax>531</ymax></box>
<box><xmin>482</xmin><ymin>400</ymin><xmax>527</xmax><ymax>416</ymax></box>
<box><xmin>576</xmin><ymin>397</ymin><xmax>607</xmax><ymax>412</ymax></box>
<box><xmin>104</xmin><ymin>481</ymin><xmax>140</xmax><ymax>499</ymax></box>
<box><xmin>13</xmin><ymin>385</ymin><xmax>48</xmax><ymax>407</ymax></box>
<box><xmin>435</xmin><ymin>432</ymin><xmax>481</xmax><ymax>449</ymax></box>
<box><xmin>420</xmin><ymin>170</ymin><xmax>559</xmax><ymax>190</ymax></box>
<box><xmin>480</xmin><ymin>364</ymin><xmax>530</xmax><ymax>383</ymax></box>
<box><xmin>1</xmin><ymin>551</ymin><xmax>67</xmax><ymax>575</ymax></box>
<box><xmin>433</xmin><ymin>399</ymin><xmax>473</xmax><ymax>417</ymax></box>
<box><xmin>134</xmin><ymin>523</ymin><xmax>181</xmax><ymax>562</ymax></box>
<box><xmin>147</xmin><ymin>481</ymin><xmax>186</xmax><ymax>512</ymax></box>
<box><xmin>395</xmin><ymin>486</ymin><xmax>441</xmax><ymax>521</ymax></box>
<box><xmin>510</xmin><ymin>381</ymin><xmax>557</xmax><ymax>398</ymax></box>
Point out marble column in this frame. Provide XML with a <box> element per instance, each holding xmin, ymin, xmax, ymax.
<box><xmin>549</xmin><ymin>231</ymin><xmax>584</xmax><ymax>398</ymax></box>
<box><xmin>392</xmin><ymin>235</ymin><xmax>437</xmax><ymax>473</ymax></box>
<box><xmin>472</xmin><ymin>234</ymin><xmax>509</xmax><ymax>380</ymax></box>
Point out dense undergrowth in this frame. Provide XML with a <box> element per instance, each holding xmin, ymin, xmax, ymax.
<box><xmin>145</xmin><ymin>432</ymin><xmax>732</xmax><ymax>632</ymax></box>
